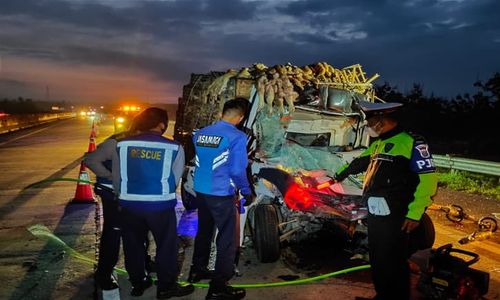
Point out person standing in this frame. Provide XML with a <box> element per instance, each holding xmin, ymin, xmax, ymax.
<box><xmin>85</xmin><ymin>116</ymin><xmax>155</xmax><ymax>293</ymax></box>
<box><xmin>188</xmin><ymin>98</ymin><xmax>252</xmax><ymax>300</ymax></box>
<box><xmin>88</xmin><ymin>107</ymin><xmax>194</xmax><ymax>298</ymax></box>
<box><xmin>334</xmin><ymin>101</ymin><xmax>438</xmax><ymax>300</ymax></box>
<box><xmin>85</xmin><ymin>134</ymin><xmax>123</xmax><ymax>291</ymax></box>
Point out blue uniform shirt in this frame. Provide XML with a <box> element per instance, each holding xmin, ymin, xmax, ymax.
<box><xmin>193</xmin><ymin>121</ymin><xmax>251</xmax><ymax>196</ymax></box>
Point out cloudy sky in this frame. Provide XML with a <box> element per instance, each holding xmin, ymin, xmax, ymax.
<box><xmin>0</xmin><ymin>0</ymin><xmax>499</xmax><ymax>103</ymax></box>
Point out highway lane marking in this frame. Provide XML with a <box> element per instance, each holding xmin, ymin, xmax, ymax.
<box><xmin>0</xmin><ymin>123</ymin><xmax>62</xmax><ymax>147</ymax></box>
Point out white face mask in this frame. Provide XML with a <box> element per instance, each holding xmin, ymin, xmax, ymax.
<box><xmin>366</xmin><ymin>121</ymin><xmax>381</xmax><ymax>138</ymax></box>
<box><xmin>366</xmin><ymin>126</ymin><xmax>379</xmax><ymax>137</ymax></box>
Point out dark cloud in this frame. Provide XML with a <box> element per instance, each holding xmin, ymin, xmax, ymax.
<box><xmin>0</xmin><ymin>0</ymin><xmax>499</xmax><ymax>99</ymax></box>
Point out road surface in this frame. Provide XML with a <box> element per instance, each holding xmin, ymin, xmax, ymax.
<box><xmin>0</xmin><ymin>117</ymin><xmax>498</xmax><ymax>299</ymax></box>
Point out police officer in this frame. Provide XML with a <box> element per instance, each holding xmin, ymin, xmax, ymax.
<box><xmin>188</xmin><ymin>98</ymin><xmax>252</xmax><ymax>300</ymax></box>
<box><xmin>85</xmin><ymin>116</ymin><xmax>154</xmax><ymax>292</ymax></box>
<box><xmin>334</xmin><ymin>101</ymin><xmax>437</xmax><ymax>300</ymax></box>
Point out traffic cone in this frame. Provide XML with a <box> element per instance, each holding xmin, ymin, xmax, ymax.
<box><xmin>88</xmin><ymin>121</ymin><xmax>97</xmax><ymax>153</ymax></box>
<box><xmin>71</xmin><ymin>162</ymin><xmax>96</xmax><ymax>203</ymax></box>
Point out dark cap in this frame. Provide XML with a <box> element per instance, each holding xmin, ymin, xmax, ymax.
<box><xmin>358</xmin><ymin>100</ymin><xmax>402</xmax><ymax>118</ymax></box>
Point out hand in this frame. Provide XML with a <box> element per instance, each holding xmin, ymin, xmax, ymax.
<box><xmin>242</xmin><ymin>193</ymin><xmax>255</xmax><ymax>207</ymax></box>
<box><xmin>401</xmin><ymin>218</ymin><xmax>420</xmax><ymax>233</ymax></box>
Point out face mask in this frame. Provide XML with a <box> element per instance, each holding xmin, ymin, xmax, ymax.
<box><xmin>160</xmin><ymin>123</ymin><xmax>167</xmax><ymax>134</ymax></box>
<box><xmin>366</xmin><ymin>121</ymin><xmax>381</xmax><ymax>138</ymax></box>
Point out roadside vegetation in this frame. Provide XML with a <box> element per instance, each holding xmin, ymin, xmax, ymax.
<box><xmin>375</xmin><ymin>72</ymin><xmax>500</xmax><ymax>162</ymax></box>
<box><xmin>437</xmin><ymin>170</ymin><xmax>500</xmax><ymax>200</ymax></box>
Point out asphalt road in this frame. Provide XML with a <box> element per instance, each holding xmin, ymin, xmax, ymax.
<box><xmin>0</xmin><ymin>117</ymin><xmax>498</xmax><ymax>300</ymax></box>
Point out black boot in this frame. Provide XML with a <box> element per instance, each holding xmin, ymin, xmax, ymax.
<box><xmin>95</xmin><ymin>273</ymin><xmax>119</xmax><ymax>290</ymax></box>
<box><xmin>130</xmin><ymin>276</ymin><xmax>153</xmax><ymax>296</ymax></box>
<box><xmin>157</xmin><ymin>282</ymin><xmax>195</xmax><ymax>299</ymax></box>
<box><xmin>206</xmin><ymin>283</ymin><xmax>245</xmax><ymax>300</ymax></box>
<box><xmin>188</xmin><ymin>267</ymin><xmax>213</xmax><ymax>283</ymax></box>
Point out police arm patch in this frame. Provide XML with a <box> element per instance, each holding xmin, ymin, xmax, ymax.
<box><xmin>410</xmin><ymin>142</ymin><xmax>435</xmax><ymax>173</ymax></box>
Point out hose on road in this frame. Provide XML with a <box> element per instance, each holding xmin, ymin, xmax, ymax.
<box><xmin>25</xmin><ymin>178</ymin><xmax>372</xmax><ymax>289</ymax></box>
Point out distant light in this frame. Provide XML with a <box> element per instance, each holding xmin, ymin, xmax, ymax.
<box><xmin>0</xmin><ymin>112</ymin><xmax>9</xmax><ymax>117</ymax></box>
<box><xmin>116</xmin><ymin>117</ymin><xmax>125</xmax><ymax>123</ymax></box>
<box><xmin>100</xmin><ymin>106</ymin><xmax>104</xmax><ymax>109</ymax></box>
<box><xmin>80</xmin><ymin>111</ymin><xmax>87</xmax><ymax>116</ymax></box>
<box><xmin>123</xmin><ymin>106</ymin><xmax>130</xmax><ymax>111</ymax></box>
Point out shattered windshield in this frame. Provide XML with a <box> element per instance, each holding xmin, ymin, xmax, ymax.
<box><xmin>255</xmin><ymin>112</ymin><xmax>344</xmax><ymax>176</ymax></box>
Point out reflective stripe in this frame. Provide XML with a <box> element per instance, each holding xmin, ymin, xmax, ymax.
<box><xmin>212</xmin><ymin>149</ymin><xmax>229</xmax><ymax>170</ymax></box>
<box><xmin>101</xmin><ymin>183</ymin><xmax>114</xmax><ymax>189</ymax></box>
<box><xmin>119</xmin><ymin>193</ymin><xmax>177</xmax><ymax>202</ymax></box>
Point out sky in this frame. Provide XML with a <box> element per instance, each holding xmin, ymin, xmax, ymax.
<box><xmin>0</xmin><ymin>0</ymin><xmax>499</xmax><ymax>103</ymax></box>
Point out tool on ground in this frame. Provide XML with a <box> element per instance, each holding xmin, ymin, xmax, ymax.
<box><xmin>417</xmin><ymin>243</ymin><xmax>489</xmax><ymax>299</ymax></box>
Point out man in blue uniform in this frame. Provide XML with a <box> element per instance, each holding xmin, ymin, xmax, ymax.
<box><xmin>114</xmin><ymin>107</ymin><xmax>194</xmax><ymax>298</ymax></box>
<box><xmin>85</xmin><ymin>118</ymin><xmax>155</xmax><ymax>293</ymax></box>
<box><xmin>334</xmin><ymin>101</ymin><xmax>437</xmax><ymax>300</ymax></box>
<box><xmin>189</xmin><ymin>98</ymin><xmax>252</xmax><ymax>300</ymax></box>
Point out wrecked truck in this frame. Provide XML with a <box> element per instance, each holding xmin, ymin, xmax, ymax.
<box><xmin>174</xmin><ymin>62</ymin><xmax>435</xmax><ymax>263</ymax></box>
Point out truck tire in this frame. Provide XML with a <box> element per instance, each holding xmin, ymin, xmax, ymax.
<box><xmin>254</xmin><ymin>204</ymin><xmax>280</xmax><ymax>263</ymax></box>
<box><xmin>408</xmin><ymin>213</ymin><xmax>435</xmax><ymax>257</ymax></box>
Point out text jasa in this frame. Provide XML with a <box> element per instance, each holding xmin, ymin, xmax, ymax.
<box><xmin>129</xmin><ymin>148</ymin><xmax>162</xmax><ymax>160</ymax></box>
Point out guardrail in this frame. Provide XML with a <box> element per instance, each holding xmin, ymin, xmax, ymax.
<box><xmin>434</xmin><ymin>154</ymin><xmax>500</xmax><ymax>177</ymax></box>
<box><xmin>0</xmin><ymin>112</ymin><xmax>76</xmax><ymax>135</ymax></box>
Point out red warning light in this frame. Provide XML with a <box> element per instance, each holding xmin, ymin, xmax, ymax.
<box><xmin>284</xmin><ymin>183</ymin><xmax>315</xmax><ymax>211</ymax></box>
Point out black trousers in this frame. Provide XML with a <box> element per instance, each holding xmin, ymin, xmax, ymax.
<box><xmin>94</xmin><ymin>187</ymin><xmax>121</xmax><ymax>281</ymax></box>
<box><xmin>367</xmin><ymin>211</ymin><xmax>410</xmax><ymax>300</ymax></box>
<box><xmin>121</xmin><ymin>207</ymin><xmax>178</xmax><ymax>290</ymax></box>
<box><xmin>192</xmin><ymin>193</ymin><xmax>238</xmax><ymax>286</ymax></box>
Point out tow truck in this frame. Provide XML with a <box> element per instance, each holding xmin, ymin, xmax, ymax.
<box><xmin>113</xmin><ymin>105</ymin><xmax>143</xmax><ymax>133</ymax></box>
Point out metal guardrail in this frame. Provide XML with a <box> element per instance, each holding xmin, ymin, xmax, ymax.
<box><xmin>434</xmin><ymin>155</ymin><xmax>500</xmax><ymax>177</ymax></box>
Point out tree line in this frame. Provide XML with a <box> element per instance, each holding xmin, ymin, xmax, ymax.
<box><xmin>0</xmin><ymin>97</ymin><xmax>68</xmax><ymax>114</ymax></box>
<box><xmin>375</xmin><ymin>72</ymin><xmax>500</xmax><ymax>161</ymax></box>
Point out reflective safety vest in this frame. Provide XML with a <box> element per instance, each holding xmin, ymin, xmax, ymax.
<box><xmin>117</xmin><ymin>135</ymin><xmax>179</xmax><ymax>204</ymax></box>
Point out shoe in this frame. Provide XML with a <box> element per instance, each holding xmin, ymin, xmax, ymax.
<box><xmin>157</xmin><ymin>282</ymin><xmax>195</xmax><ymax>299</ymax></box>
<box><xmin>96</xmin><ymin>274</ymin><xmax>119</xmax><ymax>290</ymax></box>
<box><xmin>130</xmin><ymin>276</ymin><xmax>153</xmax><ymax>296</ymax></box>
<box><xmin>188</xmin><ymin>267</ymin><xmax>213</xmax><ymax>283</ymax></box>
<box><xmin>206</xmin><ymin>284</ymin><xmax>245</xmax><ymax>300</ymax></box>
<box><xmin>146</xmin><ymin>259</ymin><xmax>157</xmax><ymax>274</ymax></box>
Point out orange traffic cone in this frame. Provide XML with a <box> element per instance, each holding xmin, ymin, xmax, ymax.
<box><xmin>71</xmin><ymin>162</ymin><xmax>96</xmax><ymax>203</ymax></box>
<box><xmin>88</xmin><ymin>121</ymin><xmax>97</xmax><ymax>152</ymax></box>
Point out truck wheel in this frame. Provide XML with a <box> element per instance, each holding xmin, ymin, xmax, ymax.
<box><xmin>408</xmin><ymin>213</ymin><xmax>435</xmax><ymax>257</ymax></box>
<box><xmin>254</xmin><ymin>204</ymin><xmax>280</xmax><ymax>263</ymax></box>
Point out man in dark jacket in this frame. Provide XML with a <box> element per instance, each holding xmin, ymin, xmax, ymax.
<box><xmin>334</xmin><ymin>101</ymin><xmax>437</xmax><ymax>300</ymax></box>
<box><xmin>188</xmin><ymin>98</ymin><xmax>251</xmax><ymax>300</ymax></box>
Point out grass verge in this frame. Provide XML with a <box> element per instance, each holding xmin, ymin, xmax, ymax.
<box><xmin>437</xmin><ymin>169</ymin><xmax>500</xmax><ymax>199</ymax></box>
